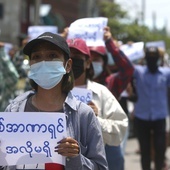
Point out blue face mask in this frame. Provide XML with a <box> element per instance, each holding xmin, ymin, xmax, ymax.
<box><xmin>28</xmin><ymin>61</ymin><xmax>66</xmax><ymax>89</ymax></box>
<box><xmin>92</xmin><ymin>61</ymin><xmax>103</xmax><ymax>79</ymax></box>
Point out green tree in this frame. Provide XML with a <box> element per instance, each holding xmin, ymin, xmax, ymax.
<box><xmin>98</xmin><ymin>1</ymin><xmax>170</xmax><ymax>53</ymax></box>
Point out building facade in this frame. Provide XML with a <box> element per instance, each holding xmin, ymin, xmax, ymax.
<box><xmin>0</xmin><ymin>0</ymin><xmax>104</xmax><ymax>45</ymax></box>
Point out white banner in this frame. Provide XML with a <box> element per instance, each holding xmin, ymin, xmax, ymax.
<box><xmin>145</xmin><ymin>40</ymin><xmax>166</xmax><ymax>50</ymax></box>
<box><xmin>71</xmin><ymin>87</ymin><xmax>93</xmax><ymax>104</ymax></box>
<box><xmin>67</xmin><ymin>17</ymin><xmax>108</xmax><ymax>46</ymax></box>
<box><xmin>0</xmin><ymin>112</ymin><xmax>66</xmax><ymax>166</ymax></box>
<box><xmin>120</xmin><ymin>42</ymin><xmax>145</xmax><ymax>61</ymax></box>
<box><xmin>28</xmin><ymin>26</ymin><xmax>58</xmax><ymax>41</ymax></box>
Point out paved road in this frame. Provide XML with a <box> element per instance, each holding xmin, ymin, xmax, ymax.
<box><xmin>124</xmin><ymin>138</ymin><xmax>170</xmax><ymax>170</ymax></box>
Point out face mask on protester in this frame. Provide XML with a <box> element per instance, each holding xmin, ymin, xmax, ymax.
<box><xmin>71</xmin><ymin>58</ymin><xmax>84</xmax><ymax>79</ymax></box>
<box><xmin>146</xmin><ymin>56</ymin><xmax>159</xmax><ymax>73</ymax></box>
<box><xmin>92</xmin><ymin>61</ymin><xmax>103</xmax><ymax>79</ymax></box>
<box><xmin>28</xmin><ymin>60</ymin><xmax>66</xmax><ymax>89</ymax></box>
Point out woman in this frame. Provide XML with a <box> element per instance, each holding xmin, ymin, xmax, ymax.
<box><xmin>3</xmin><ymin>32</ymin><xmax>108</xmax><ymax>170</ymax></box>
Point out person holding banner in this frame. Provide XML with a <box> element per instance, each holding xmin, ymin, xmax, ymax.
<box><xmin>67</xmin><ymin>38</ymin><xmax>128</xmax><ymax>170</ymax></box>
<box><xmin>3</xmin><ymin>32</ymin><xmax>108</xmax><ymax>170</ymax></box>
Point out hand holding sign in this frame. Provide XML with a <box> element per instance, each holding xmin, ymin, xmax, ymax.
<box><xmin>55</xmin><ymin>137</ymin><xmax>79</xmax><ymax>157</ymax></box>
<box><xmin>87</xmin><ymin>101</ymin><xmax>98</xmax><ymax>116</ymax></box>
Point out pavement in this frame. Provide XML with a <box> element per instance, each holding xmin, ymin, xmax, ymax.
<box><xmin>124</xmin><ymin>138</ymin><xmax>170</xmax><ymax>170</ymax></box>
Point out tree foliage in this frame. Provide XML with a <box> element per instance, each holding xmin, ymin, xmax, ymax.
<box><xmin>98</xmin><ymin>1</ymin><xmax>170</xmax><ymax>53</ymax></box>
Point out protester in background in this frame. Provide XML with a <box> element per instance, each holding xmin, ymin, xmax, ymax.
<box><xmin>0</xmin><ymin>42</ymin><xmax>19</xmax><ymax>111</ymax></box>
<box><xmin>88</xmin><ymin>27</ymin><xmax>134</xmax><ymax>170</ymax></box>
<box><xmin>89</xmin><ymin>27</ymin><xmax>134</xmax><ymax>99</ymax></box>
<box><xmin>4</xmin><ymin>32</ymin><xmax>108</xmax><ymax>170</ymax></box>
<box><xmin>133</xmin><ymin>46</ymin><xmax>170</xmax><ymax>170</ymax></box>
<box><xmin>67</xmin><ymin>38</ymin><xmax>128</xmax><ymax>170</ymax></box>
<box><xmin>11</xmin><ymin>38</ymin><xmax>29</xmax><ymax>79</ymax></box>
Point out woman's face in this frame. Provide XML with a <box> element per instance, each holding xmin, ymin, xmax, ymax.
<box><xmin>30</xmin><ymin>41</ymin><xmax>65</xmax><ymax>65</ymax></box>
<box><xmin>90</xmin><ymin>51</ymin><xmax>104</xmax><ymax>65</ymax></box>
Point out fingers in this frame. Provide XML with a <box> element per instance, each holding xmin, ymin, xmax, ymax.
<box><xmin>60</xmin><ymin>27</ymin><xmax>69</xmax><ymax>39</ymax></box>
<box><xmin>103</xmin><ymin>26</ymin><xmax>112</xmax><ymax>41</ymax></box>
<box><xmin>88</xmin><ymin>101</ymin><xmax>98</xmax><ymax>116</ymax></box>
<box><xmin>104</xmin><ymin>26</ymin><xmax>110</xmax><ymax>32</ymax></box>
<box><xmin>55</xmin><ymin>137</ymin><xmax>79</xmax><ymax>157</ymax></box>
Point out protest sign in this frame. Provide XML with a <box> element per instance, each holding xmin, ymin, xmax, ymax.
<box><xmin>71</xmin><ymin>87</ymin><xmax>93</xmax><ymax>104</ymax></box>
<box><xmin>145</xmin><ymin>40</ymin><xmax>166</xmax><ymax>50</ymax></box>
<box><xmin>120</xmin><ymin>42</ymin><xmax>144</xmax><ymax>62</ymax></box>
<box><xmin>0</xmin><ymin>112</ymin><xmax>66</xmax><ymax>166</ymax></box>
<box><xmin>67</xmin><ymin>17</ymin><xmax>108</xmax><ymax>46</ymax></box>
<box><xmin>28</xmin><ymin>26</ymin><xmax>58</xmax><ymax>41</ymax></box>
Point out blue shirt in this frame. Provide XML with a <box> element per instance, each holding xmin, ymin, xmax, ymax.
<box><xmin>134</xmin><ymin>65</ymin><xmax>170</xmax><ymax>121</ymax></box>
<box><xmin>5</xmin><ymin>91</ymin><xmax>108</xmax><ymax>170</ymax></box>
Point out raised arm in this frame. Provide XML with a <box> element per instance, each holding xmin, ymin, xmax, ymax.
<box><xmin>104</xmin><ymin>27</ymin><xmax>134</xmax><ymax>99</ymax></box>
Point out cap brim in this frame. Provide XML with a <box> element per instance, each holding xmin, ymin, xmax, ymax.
<box><xmin>23</xmin><ymin>39</ymin><xmax>56</xmax><ymax>56</ymax></box>
<box><xmin>23</xmin><ymin>39</ymin><xmax>63</xmax><ymax>56</ymax></box>
<box><xmin>90</xmin><ymin>49</ymin><xmax>105</xmax><ymax>56</ymax></box>
<box><xmin>69</xmin><ymin>46</ymin><xmax>91</xmax><ymax>58</ymax></box>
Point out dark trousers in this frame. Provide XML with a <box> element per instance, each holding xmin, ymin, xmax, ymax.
<box><xmin>134</xmin><ymin>117</ymin><xmax>166</xmax><ymax>170</ymax></box>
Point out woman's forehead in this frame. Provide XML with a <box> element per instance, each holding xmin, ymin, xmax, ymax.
<box><xmin>32</xmin><ymin>41</ymin><xmax>62</xmax><ymax>52</ymax></box>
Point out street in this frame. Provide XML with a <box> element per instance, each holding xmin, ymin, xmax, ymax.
<box><xmin>125</xmin><ymin>138</ymin><xmax>170</xmax><ymax>170</ymax></box>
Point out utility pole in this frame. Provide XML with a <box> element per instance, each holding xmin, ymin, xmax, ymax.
<box><xmin>152</xmin><ymin>11</ymin><xmax>156</xmax><ymax>31</ymax></box>
<box><xmin>141</xmin><ymin>0</ymin><xmax>145</xmax><ymax>25</ymax></box>
<box><xmin>34</xmin><ymin>0</ymin><xmax>41</xmax><ymax>25</ymax></box>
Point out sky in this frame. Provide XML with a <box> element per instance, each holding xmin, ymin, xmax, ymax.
<box><xmin>115</xmin><ymin>0</ymin><xmax>170</xmax><ymax>33</ymax></box>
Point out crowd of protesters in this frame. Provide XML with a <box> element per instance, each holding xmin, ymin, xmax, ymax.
<box><xmin>0</xmin><ymin>20</ymin><xmax>170</xmax><ymax>170</ymax></box>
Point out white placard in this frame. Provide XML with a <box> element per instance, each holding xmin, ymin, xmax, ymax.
<box><xmin>67</xmin><ymin>17</ymin><xmax>108</xmax><ymax>46</ymax></box>
<box><xmin>0</xmin><ymin>112</ymin><xmax>67</xmax><ymax>166</ymax></box>
<box><xmin>28</xmin><ymin>26</ymin><xmax>58</xmax><ymax>41</ymax></box>
<box><xmin>120</xmin><ymin>42</ymin><xmax>145</xmax><ymax>61</ymax></box>
<box><xmin>71</xmin><ymin>87</ymin><xmax>93</xmax><ymax>104</ymax></box>
<box><xmin>145</xmin><ymin>40</ymin><xmax>166</xmax><ymax>50</ymax></box>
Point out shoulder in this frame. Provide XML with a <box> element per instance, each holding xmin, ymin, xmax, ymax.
<box><xmin>5</xmin><ymin>90</ymin><xmax>35</xmax><ymax>112</ymax></box>
<box><xmin>159</xmin><ymin>66</ymin><xmax>170</xmax><ymax>74</ymax></box>
<box><xmin>87</xmin><ymin>80</ymin><xmax>110</xmax><ymax>92</ymax></box>
<box><xmin>134</xmin><ymin>64</ymin><xmax>145</xmax><ymax>70</ymax></box>
<box><xmin>134</xmin><ymin>65</ymin><xmax>146</xmax><ymax>75</ymax></box>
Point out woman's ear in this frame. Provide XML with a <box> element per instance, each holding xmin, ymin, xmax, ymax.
<box><xmin>65</xmin><ymin>59</ymin><xmax>72</xmax><ymax>73</ymax></box>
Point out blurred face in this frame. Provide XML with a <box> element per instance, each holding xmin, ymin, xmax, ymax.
<box><xmin>30</xmin><ymin>41</ymin><xmax>65</xmax><ymax>65</ymax></box>
<box><xmin>145</xmin><ymin>54</ymin><xmax>159</xmax><ymax>73</ymax></box>
<box><xmin>90</xmin><ymin>51</ymin><xmax>104</xmax><ymax>65</ymax></box>
<box><xmin>90</xmin><ymin>51</ymin><xmax>104</xmax><ymax>78</ymax></box>
<box><xmin>70</xmin><ymin>48</ymin><xmax>91</xmax><ymax>79</ymax></box>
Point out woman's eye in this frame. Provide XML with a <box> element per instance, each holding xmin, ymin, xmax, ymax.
<box><xmin>49</xmin><ymin>53</ymin><xmax>58</xmax><ymax>59</ymax></box>
<box><xmin>31</xmin><ymin>54</ymin><xmax>40</xmax><ymax>60</ymax></box>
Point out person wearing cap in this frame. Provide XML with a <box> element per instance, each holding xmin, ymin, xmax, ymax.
<box><xmin>3</xmin><ymin>32</ymin><xmax>108</xmax><ymax>170</ymax></box>
<box><xmin>89</xmin><ymin>41</ymin><xmax>134</xmax><ymax>99</ymax></box>
<box><xmin>133</xmin><ymin>46</ymin><xmax>170</xmax><ymax>170</ymax></box>
<box><xmin>67</xmin><ymin>38</ymin><xmax>128</xmax><ymax>170</ymax></box>
<box><xmin>88</xmin><ymin>27</ymin><xmax>134</xmax><ymax>170</ymax></box>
